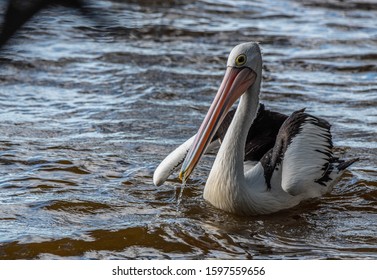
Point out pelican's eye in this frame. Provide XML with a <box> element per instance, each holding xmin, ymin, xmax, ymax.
<box><xmin>235</xmin><ymin>54</ymin><xmax>247</xmax><ymax>66</ymax></box>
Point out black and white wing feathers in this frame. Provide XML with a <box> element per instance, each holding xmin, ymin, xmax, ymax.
<box><xmin>260</xmin><ymin>109</ymin><xmax>358</xmax><ymax>197</ymax></box>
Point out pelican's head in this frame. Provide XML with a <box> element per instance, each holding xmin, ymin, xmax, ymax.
<box><xmin>227</xmin><ymin>42</ymin><xmax>262</xmax><ymax>74</ymax></box>
<box><xmin>179</xmin><ymin>42</ymin><xmax>262</xmax><ymax>182</ymax></box>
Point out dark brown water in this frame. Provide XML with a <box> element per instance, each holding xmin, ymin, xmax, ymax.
<box><xmin>0</xmin><ymin>0</ymin><xmax>376</xmax><ymax>259</ymax></box>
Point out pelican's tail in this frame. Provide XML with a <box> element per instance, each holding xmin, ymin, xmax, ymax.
<box><xmin>335</xmin><ymin>157</ymin><xmax>359</xmax><ymax>172</ymax></box>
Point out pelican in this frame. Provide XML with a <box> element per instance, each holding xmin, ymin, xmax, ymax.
<box><xmin>154</xmin><ymin>42</ymin><xmax>358</xmax><ymax>215</ymax></box>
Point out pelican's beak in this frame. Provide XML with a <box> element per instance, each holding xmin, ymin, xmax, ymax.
<box><xmin>179</xmin><ymin>66</ymin><xmax>257</xmax><ymax>182</ymax></box>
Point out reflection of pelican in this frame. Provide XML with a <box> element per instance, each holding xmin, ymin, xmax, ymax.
<box><xmin>154</xmin><ymin>42</ymin><xmax>358</xmax><ymax>215</ymax></box>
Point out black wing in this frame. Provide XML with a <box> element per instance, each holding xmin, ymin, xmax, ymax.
<box><xmin>215</xmin><ymin>103</ymin><xmax>288</xmax><ymax>161</ymax></box>
<box><xmin>260</xmin><ymin>109</ymin><xmax>357</xmax><ymax>194</ymax></box>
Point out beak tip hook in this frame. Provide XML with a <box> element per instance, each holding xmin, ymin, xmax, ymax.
<box><xmin>179</xmin><ymin>170</ymin><xmax>187</xmax><ymax>183</ymax></box>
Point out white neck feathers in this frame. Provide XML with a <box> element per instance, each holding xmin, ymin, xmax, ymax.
<box><xmin>203</xmin><ymin>74</ymin><xmax>261</xmax><ymax>213</ymax></box>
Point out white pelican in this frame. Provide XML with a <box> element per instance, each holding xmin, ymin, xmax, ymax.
<box><xmin>154</xmin><ymin>42</ymin><xmax>358</xmax><ymax>215</ymax></box>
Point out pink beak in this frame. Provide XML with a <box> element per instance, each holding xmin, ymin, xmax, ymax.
<box><xmin>179</xmin><ymin>66</ymin><xmax>257</xmax><ymax>182</ymax></box>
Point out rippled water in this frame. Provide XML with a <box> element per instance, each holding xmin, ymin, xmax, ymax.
<box><xmin>0</xmin><ymin>0</ymin><xmax>376</xmax><ymax>259</ymax></box>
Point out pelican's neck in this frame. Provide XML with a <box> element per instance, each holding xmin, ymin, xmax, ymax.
<box><xmin>204</xmin><ymin>73</ymin><xmax>261</xmax><ymax>211</ymax></box>
<box><xmin>219</xmin><ymin>76</ymin><xmax>261</xmax><ymax>180</ymax></box>
<box><xmin>225</xmin><ymin>77</ymin><xmax>260</xmax><ymax>174</ymax></box>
